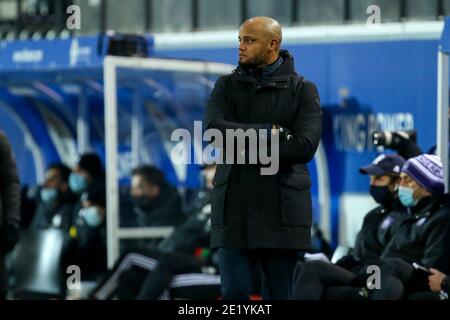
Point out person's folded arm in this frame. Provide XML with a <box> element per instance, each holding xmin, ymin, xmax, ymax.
<box><xmin>205</xmin><ymin>76</ymin><xmax>272</xmax><ymax>161</ymax></box>
<box><xmin>279</xmin><ymin>81</ymin><xmax>322</xmax><ymax>165</ymax></box>
<box><xmin>205</xmin><ymin>76</ymin><xmax>272</xmax><ymax>133</ymax></box>
<box><xmin>421</xmin><ymin>215</ymin><xmax>450</xmax><ymax>272</ymax></box>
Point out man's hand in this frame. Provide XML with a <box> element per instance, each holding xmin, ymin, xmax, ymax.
<box><xmin>428</xmin><ymin>268</ymin><xmax>447</xmax><ymax>292</ymax></box>
<box><xmin>272</xmin><ymin>124</ymin><xmax>293</xmax><ymax>140</ymax></box>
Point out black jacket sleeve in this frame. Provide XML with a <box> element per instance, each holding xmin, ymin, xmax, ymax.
<box><xmin>421</xmin><ymin>211</ymin><xmax>450</xmax><ymax>273</ymax></box>
<box><xmin>443</xmin><ymin>276</ymin><xmax>449</xmax><ymax>293</ymax></box>
<box><xmin>278</xmin><ymin>81</ymin><xmax>322</xmax><ymax>165</ymax></box>
<box><xmin>205</xmin><ymin>76</ymin><xmax>274</xmax><ymax>165</ymax></box>
<box><xmin>205</xmin><ymin>76</ymin><xmax>272</xmax><ymax>137</ymax></box>
<box><xmin>0</xmin><ymin>131</ymin><xmax>21</xmax><ymax>254</ymax></box>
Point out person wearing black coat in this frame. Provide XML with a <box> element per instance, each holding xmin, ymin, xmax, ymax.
<box><xmin>204</xmin><ymin>17</ymin><xmax>322</xmax><ymax>300</ymax></box>
<box><xmin>129</xmin><ymin>165</ymin><xmax>185</xmax><ymax>228</ymax></box>
<box><xmin>291</xmin><ymin>154</ymin><xmax>406</xmax><ymax>300</ymax></box>
<box><xmin>60</xmin><ymin>153</ymin><xmax>107</xmax><ymax>289</ymax></box>
<box><xmin>30</xmin><ymin>164</ymin><xmax>77</xmax><ymax>231</ymax></box>
<box><xmin>120</xmin><ymin>164</ymin><xmax>186</xmax><ymax>252</ymax></box>
<box><xmin>372</xmin><ymin>154</ymin><xmax>450</xmax><ymax>300</ymax></box>
<box><xmin>60</xmin><ymin>184</ymin><xmax>108</xmax><ymax>297</ymax></box>
<box><xmin>0</xmin><ymin>131</ymin><xmax>21</xmax><ymax>299</ymax></box>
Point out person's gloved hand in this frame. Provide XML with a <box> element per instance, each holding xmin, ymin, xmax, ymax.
<box><xmin>0</xmin><ymin>224</ymin><xmax>20</xmax><ymax>255</ymax></box>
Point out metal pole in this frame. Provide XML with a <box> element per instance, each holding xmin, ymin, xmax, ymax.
<box><xmin>437</xmin><ymin>50</ymin><xmax>449</xmax><ymax>192</ymax></box>
<box><xmin>77</xmin><ymin>85</ymin><xmax>90</xmax><ymax>154</ymax></box>
<box><xmin>316</xmin><ymin>142</ymin><xmax>331</xmax><ymax>243</ymax></box>
<box><xmin>131</xmin><ymin>88</ymin><xmax>143</xmax><ymax>169</ymax></box>
<box><xmin>104</xmin><ymin>56</ymin><xmax>120</xmax><ymax>268</ymax></box>
<box><xmin>117</xmin><ymin>227</ymin><xmax>174</xmax><ymax>239</ymax></box>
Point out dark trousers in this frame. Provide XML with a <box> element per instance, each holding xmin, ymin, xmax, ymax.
<box><xmin>0</xmin><ymin>255</ymin><xmax>7</xmax><ymax>299</ymax></box>
<box><xmin>92</xmin><ymin>249</ymin><xmax>218</xmax><ymax>300</ymax></box>
<box><xmin>291</xmin><ymin>260</ymin><xmax>359</xmax><ymax>300</ymax></box>
<box><xmin>217</xmin><ymin>248</ymin><xmax>298</xmax><ymax>300</ymax></box>
<box><xmin>136</xmin><ymin>252</ymin><xmax>204</xmax><ymax>300</ymax></box>
<box><xmin>372</xmin><ymin>258</ymin><xmax>431</xmax><ymax>300</ymax></box>
<box><xmin>91</xmin><ymin>249</ymin><xmax>160</xmax><ymax>299</ymax></box>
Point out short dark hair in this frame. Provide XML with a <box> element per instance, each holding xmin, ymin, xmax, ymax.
<box><xmin>77</xmin><ymin>153</ymin><xmax>104</xmax><ymax>179</ymax></box>
<box><xmin>131</xmin><ymin>165</ymin><xmax>166</xmax><ymax>187</ymax></box>
<box><xmin>47</xmin><ymin>163</ymin><xmax>71</xmax><ymax>182</ymax></box>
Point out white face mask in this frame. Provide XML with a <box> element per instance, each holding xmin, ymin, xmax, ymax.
<box><xmin>79</xmin><ymin>207</ymin><xmax>103</xmax><ymax>227</ymax></box>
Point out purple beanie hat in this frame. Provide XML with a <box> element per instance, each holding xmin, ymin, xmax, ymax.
<box><xmin>401</xmin><ymin>154</ymin><xmax>445</xmax><ymax>195</ymax></box>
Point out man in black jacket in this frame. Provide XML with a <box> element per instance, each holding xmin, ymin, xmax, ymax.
<box><xmin>291</xmin><ymin>154</ymin><xmax>406</xmax><ymax>300</ymax></box>
<box><xmin>67</xmin><ymin>153</ymin><xmax>106</xmax><ymax>232</ymax></box>
<box><xmin>372</xmin><ymin>154</ymin><xmax>450</xmax><ymax>300</ymax></box>
<box><xmin>129</xmin><ymin>165</ymin><xmax>185</xmax><ymax>228</ymax></box>
<box><xmin>205</xmin><ymin>16</ymin><xmax>322</xmax><ymax>299</ymax></box>
<box><xmin>61</xmin><ymin>184</ymin><xmax>108</xmax><ymax>296</ymax></box>
<box><xmin>0</xmin><ymin>131</ymin><xmax>20</xmax><ymax>299</ymax></box>
<box><xmin>30</xmin><ymin>163</ymin><xmax>77</xmax><ymax>231</ymax></box>
<box><xmin>69</xmin><ymin>153</ymin><xmax>105</xmax><ymax>195</ymax></box>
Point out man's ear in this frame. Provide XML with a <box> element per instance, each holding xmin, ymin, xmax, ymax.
<box><xmin>269</xmin><ymin>38</ymin><xmax>278</xmax><ymax>51</ymax></box>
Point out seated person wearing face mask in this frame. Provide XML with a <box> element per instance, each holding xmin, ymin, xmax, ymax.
<box><xmin>61</xmin><ymin>185</ymin><xmax>107</xmax><ymax>284</ymax></box>
<box><xmin>291</xmin><ymin>154</ymin><xmax>407</xmax><ymax>300</ymax></box>
<box><xmin>30</xmin><ymin>164</ymin><xmax>77</xmax><ymax>231</ymax></box>
<box><xmin>68</xmin><ymin>153</ymin><xmax>105</xmax><ymax>197</ymax></box>
<box><xmin>128</xmin><ymin>165</ymin><xmax>185</xmax><ymax>228</ymax></box>
<box><xmin>68</xmin><ymin>153</ymin><xmax>105</xmax><ymax>231</ymax></box>
<box><xmin>372</xmin><ymin>154</ymin><xmax>450</xmax><ymax>300</ymax></box>
<box><xmin>118</xmin><ymin>165</ymin><xmax>186</xmax><ymax>252</ymax></box>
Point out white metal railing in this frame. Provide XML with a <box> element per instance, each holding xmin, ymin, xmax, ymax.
<box><xmin>437</xmin><ymin>18</ymin><xmax>450</xmax><ymax>193</ymax></box>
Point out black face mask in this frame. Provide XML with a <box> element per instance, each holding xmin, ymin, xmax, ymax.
<box><xmin>131</xmin><ymin>196</ymin><xmax>153</xmax><ymax>210</ymax></box>
<box><xmin>369</xmin><ymin>185</ymin><xmax>395</xmax><ymax>207</ymax></box>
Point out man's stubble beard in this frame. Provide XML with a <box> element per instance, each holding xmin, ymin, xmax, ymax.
<box><xmin>238</xmin><ymin>52</ymin><xmax>268</xmax><ymax>69</ymax></box>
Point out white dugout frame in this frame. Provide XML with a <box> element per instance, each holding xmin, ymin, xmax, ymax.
<box><xmin>437</xmin><ymin>17</ymin><xmax>450</xmax><ymax>193</ymax></box>
<box><xmin>103</xmin><ymin>56</ymin><xmax>234</xmax><ymax>268</ymax></box>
